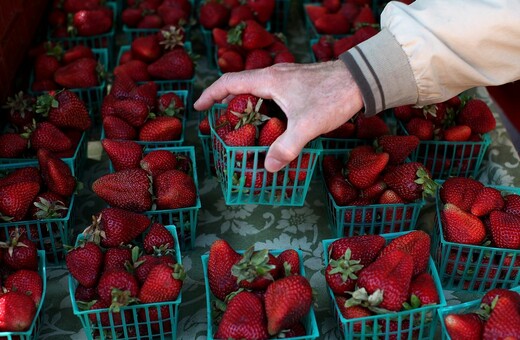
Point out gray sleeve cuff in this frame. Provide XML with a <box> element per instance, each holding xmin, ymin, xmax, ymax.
<box><xmin>339</xmin><ymin>29</ymin><xmax>418</xmax><ymax>116</ymax></box>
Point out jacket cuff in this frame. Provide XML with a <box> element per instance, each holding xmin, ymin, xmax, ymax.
<box><xmin>339</xmin><ymin>29</ymin><xmax>418</xmax><ymax>116</ymax></box>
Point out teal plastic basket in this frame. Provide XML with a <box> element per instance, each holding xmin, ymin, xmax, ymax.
<box><xmin>431</xmin><ymin>184</ymin><xmax>520</xmax><ymax>292</ymax></box>
<box><xmin>201</xmin><ymin>248</ymin><xmax>320</xmax><ymax>340</ymax></box>
<box><xmin>197</xmin><ymin>110</ymin><xmax>214</xmax><ymax>177</ymax></box>
<box><xmin>117</xmin><ymin>45</ymin><xmax>195</xmax><ymax>112</ymax></box>
<box><xmin>320</xmin><ymin>149</ymin><xmax>425</xmax><ymax>238</ymax></box>
<box><xmin>395</xmin><ymin>118</ymin><xmax>491</xmax><ymax>179</ymax></box>
<box><xmin>28</xmin><ymin>48</ymin><xmax>108</xmax><ymax>113</ymax></box>
<box><xmin>69</xmin><ymin>225</ymin><xmax>182</xmax><ymax>340</ymax></box>
<box><xmin>0</xmin><ymin>250</ymin><xmax>47</xmax><ymax>340</ymax></box>
<box><xmin>323</xmin><ymin>232</ymin><xmax>447</xmax><ymax>340</ymax></box>
<box><xmin>101</xmin><ymin>90</ymin><xmax>188</xmax><ymax>148</ymax></box>
<box><xmin>47</xmin><ymin>3</ymin><xmax>117</xmax><ymax>66</ymax></box>
<box><xmin>0</xmin><ymin>162</ymin><xmax>76</xmax><ymax>266</ymax></box>
<box><xmin>437</xmin><ymin>286</ymin><xmax>520</xmax><ymax>340</ymax></box>
<box><xmin>208</xmin><ymin>103</ymin><xmax>322</xmax><ymax>206</ymax></box>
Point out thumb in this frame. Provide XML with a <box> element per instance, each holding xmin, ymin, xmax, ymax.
<box><xmin>264</xmin><ymin>126</ymin><xmax>313</xmax><ymax>173</ymax></box>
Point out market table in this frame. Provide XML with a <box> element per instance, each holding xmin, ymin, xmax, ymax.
<box><xmin>35</xmin><ymin>7</ymin><xmax>520</xmax><ymax>340</ymax></box>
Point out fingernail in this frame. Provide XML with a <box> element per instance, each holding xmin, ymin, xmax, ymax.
<box><xmin>265</xmin><ymin>157</ymin><xmax>284</xmax><ymax>173</ymax></box>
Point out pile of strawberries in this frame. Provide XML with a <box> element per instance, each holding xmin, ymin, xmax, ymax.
<box><xmin>66</xmin><ymin>210</ymin><xmax>184</xmax><ymax>337</ymax></box>
<box><xmin>321</xmin><ymin>113</ymin><xmax>389</xmax><ymax>140</ymax></box>
<box><xmin>101</xmin><ymin>74</ymin><xmax>185</xmax><ymax>142</ymax></box>
<box><xmin>47</xmin><ymin>0</ymin><xmax>114</xmax><ymax>38</ymax></box>
<box><xmin>0</xmin><ymin>90</ymin><xmax>90</xmax><ymax>159</ymax></box>
<box><xmin>0</xmin><ymin>234</ymin><xmax>43</xmax><ymax>333</ymax></box>
<box><xmin>213</xmin><ymin>20</ymin><xmax>295</xmax><ymax>73</ymax></box>
<box><xmin>93</xmin><ymin>143</ymin><xmax>197</xmax><ymax>212</ymax></box>
<box><xmin>115</xmin><ymin>27</ymin><xmax>194</xmax><ymax>82</ymax></box>
<box><xmin>305</xmin><ymin>0</ymin><xmax>376</xmax><ymax>35</ymax></box>
<box><xmin>444</xmin><ymin>288</ymin><xmax>520</xmax><ymax>338</ymax></box>
<box><xmin>206</xmin><ymin>239</ymin><xmax>313</xmax><ymax>338</ymax></box>
<box><xmin>311</xmin><ymin>26</ymin><xmax>378</xmax><ymax>61</ymax></box>
<box><xmin>326</xmin><ymin>231</ymin><xmax>440</xmax><ymax>336</ymax></box>
<box><xmin>322</xmin><ymin>137</ymin><xmax>436</xmax><ymax>231</ymax></box>
<box><xmin>199</xmin><ymin>0</ymin><xmax>275</xmax><ymax>30</ymax></box>
<box><xmin>30</xmin><ymin>42</ymin><xmax>104</xmax><ymax>92</ymax></box>
<box><xmin>122</xmin><ymin>0</ymin><xmax>192</xmax><ymax>29</ymax></box>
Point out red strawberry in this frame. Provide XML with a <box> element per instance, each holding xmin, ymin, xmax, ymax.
<box><xmin>406</xmin><ymin>117</ymin><xmax>434</xmax><ymax>140</ymax></box>
<box><xmin>63</xmin><ymin>45</ymin><xmax>94</xmax><ymax>64</ymax></box>
<box><xmin>306</xmin><ymin>5</ymin><xmax>327</xmax><ymax>23</ymax></box>
<box><xmin>37</xmin><ymin>149</ymin><xmax>76</xmax><ymax>197</ymax></box>
<box><xmin>144</xmin><ymin>223</ymin><xmax>175</xmax><ymax>254</ymax></box>
<box><xmin>73</xmin><ymin>9</ymin><xmax>113</xmax><ymax>36</ymax></box>
<box><xmin>74</xmin><ymin>285</ymin><xmax>98</xmax><ymax>302</ymax></box>
<box><xmin>326</xmin><ymin>247</ymin><xmax>364</xmax><ymax>295</ymax></box>
<box><xmin>322</xmin><ymin>155</ymin><xmax>343</xmax><ymax>179</ymax></box>
<box><xmin>323</xmin><ymin>0</ymin><xmax>341</xmax><ymax>12</ymax></box>
<box><xmin>276</xmin><ymin>249</ymin><xmax>300</xmax><ymax>276</ymax></box>
<box><xmin>147</xmin><ymin>49</ymin><xmax>194</xmax><ymax>80</ymax></box>
<box><xmin>377</xmin><ymin>189</ymin><xmax>411</xmax><ymax>226</ymax></box>
<box><xmin>244</xmin><ymin>48</ymin><xmax>273</xmax><ymax>70</ymax></box>
<box><xmin>440</xmin><ymin>177</ymin><xmax>484</xmax><ymax>211</ymax></box>
<box><xmin>35</xmin><ymin>90</ymin><xmax>91</xmax><ymax>131</ymax></box>
<box><xmin>354</xmin><ymin>250</ymin><xmax>414</xmax><ymax>311</ymax></box>
<box><xmin>114</xmin><ymin>60</ymin><xmax>151</xmax><ymax>82</ymax></box>
<box><xmin>346</xmin><ymin>149</ymin><xmax>389</xmax><ymax>189</ymax></box>
<box><xmin>66</xmin><ymin>241</ymin><xmax>103</xmax><ymax>288</ymax></box>
<box><xmin>213</xmin><ymin>28</ymin><xmax>232</xmax><ymax>48</ymax></box>
<box><xmin>29</xmin><ymin>122</ymin><xmax>72</xmax><ymax>152</ymax></box>
<box><xmin>482</xmin><ymin>292</ymin><xmax>520</xmax><ymax>339</ymax></box>
<box><xmin>119</xmin><ymin>49</ymin><xmax>134</xmax><ymax>65</ymax></box>
<box><xmin>353</xmin><ymin>5</ymin><xmax>375</xmax><ymax>27</ymax></box>
<box><xmin>470</xmin><ymin>187</ymin><xmax>504</xmax><ymax>217</ymax></box>
<box><xmin>0</xmin><ymin>167</ymin><xmax>41</xmax><ymax>188</ymax></box>
<box><xmin>333</xmin><ymin>36</ymin><xmax>356</xmax><ymax>58</ymax></box>
<box><xmin>28</xmin><ymin>191</ymin><xmax>68</xmax><ymax>220</ymax></box>
<box><xmin>138</xmin><ymin>116</ymin><xmax>183</xmax><ymax>141</ymax></box>
<box><xmin>480</xmin><ymin>288</ymin><xmax>520</xmax><ymax>307</ymax></box>
<box><xmin>139</xmin><ymin>263</ymin><xmax>185</xmax><ymax>303</ymax></box>
<box><xmin>258</xmin><ymin>117</ymin><xmax>285</xmax><ymax>146</ymax></box>
<box><xmin>355</xmin><ymin>115</ymin><xmax>389</xmax><ymax>138</ymax></box>
<box><xmin>274</xmin><ymin>50</ymin><xmax>295</xmax><ymax>64</ymax></box>
<box><xmin>130</xmin><ymin>81</ymin><xmax>158</xmax><ymax>109</ymax></box>
<box><xmin>97</xmin><ymin>270</ymin><xmax>139</xmax><ymax>310</ymax></box>
<box><xmin>199</xmin><ymin>116</ymin><xmax>211</xmax><ymax>135</ymax></box>
<box><xmin>0</xmin><ymin>181</ymin><xmax>40</xmax><ymax>221</ymax></box>
<box><xmin>360</xmin><ymin>180</ymin><xmax>387</xmax><ymax>200</ymax></box>
<box><xmin>214</xmin><ymin>291</ymin><xmax>269</xmax><ymax>339</ymax></box>
<box><xmin>407</xmin><ymin>272</ymin><xmax>439</xmax><ymax>307</ymax></box>
<box><xmin>5</xmin><ymin>270</ymin><xmax>43</xmax><ymax>306</ymax></box>
<box><xmin>218</xmin><ymin>50</ymin><xmax>245</xmax><ymax>73</ymax></box>
<box><xmin>199</xmin><ymin>1</ymin><xmax>229</xmax><ymax>29</ymax></box>
<box><xmin>376</xmin><ymin>135</ymin><xmax>420</xmax><ymax>164</ymax></box>
<box><xmin>335</xmin><ymin>296</ymin><xmax>373</xmax><ymax>332</ymax></box>
<box><xmin>102</xmin><ymin>139</ymin><xmax>143</xmax><ymax>171</ymax></box>
<box><xmin>378</xmin><ymin>230</ymin><xmax>430</xmax><ymax>277</ymax></box>
<box><xmin>264</xmin><ymin>275</ymin><xmax>313</xmax><ymax>335</ymax></box>
<box><xmin>315</xmin><ymin>13</ymin><xmax>350</xmax><ymax>35</ymax></box>
<box><xmin>441</xmin><ymin>203</ymin><xmax>487</xmax><ymax>245</ymax></box>
<box><xmin>103</xmin><ymin>247</ymin><xmax>132</xmax><ymax>273</ymax></box>
<box><xmin>328</xmin><ymin>235</ymin><xmax>386</xmax><ymax>264</ymax></box>
<box><xmin>140</xmin><ymin>150</ymin><xmax>178</xmax><ymax>177</ymax></box>
<box><xmin>457</xmin><ymin>98</ymin><xmax>496</xmax><ymax>134</ymax></box>
<box><xmin>223</xmin><ymin>124</ymin><xmax>256</xmax><ymax>147</ymax></box>
<box><xmin>0</xmin><ymin>291</ymin><xmax>37</xmax><ymax>332</ymax></box>
<box><xmin>157</xmin><ymin>92</ymin><xmax>184</xmax><ymax>116</ymax></box>
<box><xmin>208</xmin><ymin>239</ymin><xmax>241</xmax><ymax>300</ymax></box>
<box><xmin>225</xmin><ymin>94</ymin><xmax>263</xmax><ymax>128</ymax></box>
<box><xmin>153</xmin><ymin>169</ymin><xmax>197</xmax><ymax>209</ymax></box>
<box><xmin>228</xmin><ymin>5</ymin><xmax>254</xmax><ymax>27</ymax></box>
<box><xmin>54</xmin><ymin>58</ymin><xmax>100</xmax><ymax>88</ymax></box>
<box><xmin>312</xmin><ymin>37</ymin><xmax>333</xmax><ymax>62</ymax></box>
<box><xmin>288</xmin><ymin>153</ymin><xmax>311</xmax><ymax>182</ymax></box>
<box><xmin>504</xmin><ymin>193</ymin><xmax>520</xmax><ymax>217</ymax></box>
<box><xmin>92</xmin><ymin>169</ymin><xmax>153</xmax><ymax>212</ymax></box>
<box><xmin>112</xmin><ymin>99</ymin><xmax>150</xmax><ymax>127</ymax></box>
<box><xmin>228</xmin><ymin>20</ymin><xmax>275</xmax><ymax>50</ymax></box>
<box><xmin>444</xmin><ymin>313</ymin><xmax>484</xmax><ymax>340</ymax></box>
<box><xmin>137</xmin><ymin>14</ymin><xmax>163</xmax><ymax>29</ymax></box>
<box><xmin>489</xmin><ymin>210</ymin><xmax>520</xmax><ymax>249</ymax></box>
<box><xmin>103</xmin><ymin>116</ymin><xmax>137</xmax><ymax>140</ymax></box>
<box><xmin>3</xmin><ymin>92</ymin><xmax>36</xmax><ymax>130</ymax></box>
<box><xmin>383</xmin><ymin>162</ymin><xmax>436</xmax><ymax>201</ymax></box>
<box><xmin>34</xmin><ymin>54</ymin><xmax>61</xmax><ymax>81</ymax></box>
<box><xmin>131</xmin><ymin>35</ymin><xmax>162</xmax><ymax>63</ymax></box>
<box><xmin>246</xmin><ymin>0</ymin><xmax>275</xmax><ymax>23</ymax></box>
<box><xmin>339</xmin><ymin>2</ymin><xmax>359</xmax><ymax>21</ymax></box>
<box><xmin>444</xmin><ymin>125</ymin><xmax>472</xmax><ymax>141</ymax></box>
<box><xmin>232</xmin><ymin>248</ymin><xmax>280</xmax><ymax>290</ymax></box>
<box><xmin>327</xmin><ymin>175</ymin><xmax>358</xmax><ymax>206</ymax></box>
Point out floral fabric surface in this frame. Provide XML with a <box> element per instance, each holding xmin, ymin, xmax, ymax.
<box><xmin>37</xmin><ymin>3</ymin><xmax>520</xmax><ymax>339</ymax></box>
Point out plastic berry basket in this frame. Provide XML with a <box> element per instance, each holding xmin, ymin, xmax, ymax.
<box><xmin>117</xmin><ymin>44</ymin><xmax>195</xmax><ymax>113</ymax></box>
<box><xmin>431</xmin><ymin>184</ymin><xmax>520</xmax><ymax>293</ymax></box>
<box><xmin>208</xmin><ymin>103</ymin><xmax>322</xmax><ymax>206</ymax></box>
<box><xmin>323</xmin><ymin>232</ymin><xmax>447</xmax><ymax>340</ymax></box>
<box><xmin>437</xmin><ymin>286</ymin><xmax>520</xmax><ymax>340</ymax></box>
<box><xmin>28</xmin><ymin>48</ymin><xmax>108</xmax><ymax>113</ymax></box>
<box><xmin>395</xmin><ymin>118</ymin><xmax>491</xmax><ymax>179</ymax></box>
<box><xmin>198</xmin><ymin>111</ymin><xmax>214</xmax><ymax>177</ymax></box>
<box><xmin>320</xmin><ymin>149</ymin><xmax>425</xmax><ymax>238</ymax></box>
<box><xmin>69</xmin><ymin>225</ymin><xmax>182</xmax><ymax>340</ymax></box>
<box><xmin>47</xmin><ymin>3</ymin><xmax>117</xmax><ymax>66</ymax></box>
<box><xmin>0</xmin><ymin>250</ymin><xmax>47</xmax><ymax>340</ymax></box>
<box><xmin>201</xmin><ymin>248</ymin><xmax>319</xmax><ymax>340</ymax></box>
<box><xmin>0</xmin><ymin>162</ymin><xmax>76</xmax><ymax>266</ymax></box>
<box><xmin>101</xmin><ymin>90</ymin><xmax>188</xmax><ymax>148</ymax></box>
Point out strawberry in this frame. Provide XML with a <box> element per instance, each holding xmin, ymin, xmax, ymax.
<box><xmin>138</xmin><ymin>116</ymin><xmax>183</xmax><ymax>141</ymax></box>
<box><xmin>231</xmin><ymin>248</ymin><xmax>280</xmax><ymax>290</ymax></box>
<box><xmin>103</xmin><ymin>116</ymin><xmax>137</xmax><ymax>140</ymax></box>
<box><xmin>112</xmin><ymin>99</ymin><xmax>150</xmax><ymax>127</ymax></box>
<box><xmin>131</xmin><ymin>35</ymin><xmax>162</xmax><ymax>63</ymax></box>
<box><xmin>102</xmin><ymin>139</ymin><xmax>143</xmax><ymax>171</ymax></box>
<box><xmin>96</xmin><ymin>208</ymin><xmax>151</xmax><ymax>248</ymax></box>
<box><xmin>377</xmin><ymin>189</ymin><xmax>411</xmax><ymax>226</ymax></box>
<box><xmin>228</xmin><ymin>5</ymin><xmax>254</xmax><ymax>27</ymax></box>
<box><xmin>335</xmin><ymin>296</ymin><xmax>373</xmax><ymax>332</ymax></box>
<box><xmin>223</xmin><ymin>124</ymin><xmax>256</xmax><ymax>147</ymax></box>
<box><xmin>328</xmin><ymin>235</ymin><xmax>386</xmax><ymax>265</ymax></box>
<box><xmin>0</xmin><ymin>291</ymin><xmax>37</xmax><ymax>332</ymax></box>
<box><xmin>288</xmin><ymin>153</ymin><xmax>311</xmax><ymax>182</ymax></box>
<box><xmin>144</xmin><ymin>223</ymin><xmax>175</xmax><ymax>254</ymax></box>
<box><xmin>214</xmin><ymin>291</ymin><xmax>269</xmax><ymax>339</ymax></box>
<box><xmin>97</xmin><ymin>270</ymin><xmax>139</xmax><ymax>310</ymax></box>
<box><xmin>66</xmin><ymin>241</ymin><xmax>103</xmax><ymax>288</ymax></box>
<box><xmin>122</xmin><ymin>7</ymin><xmax>143</xmax><ymax>27</ymax></box>
<box><xmin>103</xmin><ymin>247</ymin><xmax>132</xmax><ymax>273</ymax></box>
<box><xmin>482</xmin><ymin>292</ymin><xmax>520</xmax><ymax>338</ymax></box>
<box><xmin>440</xmin><ymin>177</ymin><xmax>484</xmax><ymax>211</ymax></box>
<box><xmin>225</xmin><ymin>94</ymin><xmax>263</xmax><ymax>128</ymax></box>
<box><xmin>489</xmin><ymin>210</ymin><xmax>520</xmax><ymax>249</ymax></box>
<box><xmin>74</xmin><ymin>285</ymin><xmax>98</xmax><ymax>302</ymax></box>
<box><xmin>3</xmin><ymin>91</ymin><xmax>36</xmax><ymax>130</ymax></box>
<box><xmin>5</xmin><ymin>270</ymin><xmax>43</xmax><ymax>306</ymax></box>
<box><xmin>406</xmin><ymin>117</ymin><xmax>434</xmax><ymax>140</ymax></box>
<box><xmin>322</xmin><ymin>155</ymin><xmax>343</xmax><ymax>178</ymax></box>
<box><xmin>274</xmin><ymin>50</ymin><xmax>295</xmax><ymax>64</ymax></box>
<box><xmin>130</xmin><ymin>81</ymin><xmax>158</xmax><ymax>109</ymax></box>
<box><xmin>73</xmin><ymin>9</ymin><xmax>113</xmax><ymax>36</ymax></box>
<box><xmin>139</xmin><ymin>263</ymin><xmax>185</xmax><ymax>303</ymax></box>
<box><xmin>327</xmin><ymin>176</ymin><xmax>358</xmax><ymax>206</ymax></box>
<box><xmin>246</xmin><ymin>0</ymin><xmax>275</xmax><ymax>23</ymax></box>
<box><xmin>306</xmin><ymin>5</ymin><xmax>327</xmax><ymax>23</ymax></box>
<box><xmin>265</xmin><ymin>275</ymin><xmax>312</xmax><ymax>335</ymax></box>
<box><xmin>444</xmin><ymin>313</ymin><xmax>484</xmax><ymax>340</ymax></box>
<box><xmin>133</xmin><ymin>254</ymin><xmax>176</xmax><ymax>284</ymax></box>
<box><xmin>378</xmin><ymin>230</ymin><xmax>430</xmax><ymax>277</ymax></box>
<box><xmin>0</xmin><ymin>181</ymin><xmax>40</xmax><ymax>221</ymax></box>
<box><xmin>245</xmin><ymin>49</ymin><xmax>273</xmax><ymax>70</ymax></box>
<box><xmin>218</xmin><ymin>50</ymin><xmax>245</xmax><ymax>73</ymax></box>
<box><xmin>137</xmin><ymin>14</ymin><xmax>163</xmax><ymax>29</ymax></box>
<box><xmin>444</xmin><ymin>125</ymin><xmax>472</xmax><ymax>141</ymax></box>
<box><xmin>312</xmin><ymin>37</ymin><xmax>333</xmax><ymax>62</ymax></box>
<box><xmin>470</xmin><ymin>187</ymin><xmax>505</xmax><ymax>217</ymax></box>
<box><xmin>277</xmin><ymin>249</ymin><xmax>300</xmax><ymax>276</ymax></box>
<box><xmin>28</xmin><ymin>191</ymin><xmax>68</xmax><ymax>220</ymax></box>
<box><xmin>37</xmin><ymin>149</ymin><xmax>76</xmax><ymax>197</ymax></box>
<box><xmin>359</xmin><ymin>179</ymin><xmax>387</xmax><ymax>200</ymax></box>
<box><xmin>0</xmin><ymin>167</ymin><xmax>41</xmax><ymax>188</ymax></box>
<box><xmin>376</xmin><ymin>135</ymin><xmax>420</xmax><ymax>164</ymax></box>
<box><xmin>228</xmin><ymin>20</ymin><xmax>275</xmax><ymax>50</ymax></box>
<box><xmin>480</xmin><ymin>288</ymin><xmax>520</xmax><ymax>307</ymax></box>
<box><xmin>208</xmin><ymin>239</ymin><xmax>241</xmax><ymax>300</ymax></box>
<box><xmin>346</xmin><ymin>149</ymin><xmax>389</xmax><ymax>189</ymax></box>
<box><xmin>407</xmin><ymin>272</ymin><xmax>439</xmax><ymax>307</ymax></box>
<box><xmin>199</xmin><ymin>1</ymin><xmax>229</xmax><ymax>29</ymax></box>
<box><xmin>504</xmin><ymin>193</ymin><xmax>520</xmax><ymax>216</ymax></box>
<box><xmin>62</xmin><ymin>45</ymin><xmax>94</xmax><ymax>64</ymax></box>
<box><xmin>281</xmin><ymin>322</ymin><xmax>306</xmax><ymax>337</ymax></box>
<box><xmin>114</xmin><ymin>60</ymin><xmax>151</xmax><ymax>82</ymax></box>
<box><xmin>457</xmin><ymin>98</ymin><xmax>496</xmax><ymax>134</ymax></box>
<box><xmin>28</xmin><ymin>122</ymin><xmax>72</xmax><ymax>152</ymax></box>
<box><xmin>326</xmin><ymin>247</ymin><xmax>364</xmax><ymax>295</ymax></box>
<box><xmin>441</xmin><ymin>203</ymin><xmax>487</xmax><ymax>244</ymax></box>
<box><xmin>34</xmin><ymin>53</ymin><xmax>61</xmax><ymax>82</ymax></box>
<box><xmin>92</xmin><ymin>169</ymin><xmax>153</xmax><ymax>212</ymax></box>
<box><xmin>333</xmin><ymin>36</ymin><xmax>356</xmax><ymax>58</ymax></box>
<box><xmin>2</xmin><ymin>234</ymin><xmax>38</xmax><ymax>270</ymax></box>
<box><xmin>355</xmin><ymin>115</ymin><xmax>389</xmax><ymax>139</ymax></box>
<box><xmin>315</xmin><ymin>13</ymin><xmax>351</xmax><ymax>35</ymax></box>
<box><xmin>353</xmin><ymin>5</ymin><xmax>375</xmax><ymax>27</ymax></box>
<box><xmin>353</xmin><ymin>250</ymin><xmax>414</xmax><ymax>311</ymax></box>
<box><xmin>383</xmin><ymin>162</ymin><xmax>436</xmax><ymax>201</ymax></box>
<box><xmin>157</xmin><ymin>92</ymin><xmax>184</xmax><ymax>116</ymax></box>
<box><xmin>140</xmin><ymin>150</ymin><xmax>178</xmax><ymax>177</ymax></box>
<box><xmin>147</xmin><ymin>48</ymin><xmax>194</xmax><ymax>80</ymax></box>
<box><xmin>0</xmin><ymin>133</ymin><xmax>28</xmax><ymax>158</ymax></box>
<box><xmin>153</xmin><ymin>169</ymin><xmax>197</xmax><ymax>209</ymax></box>
<box><xmin>54</xmin><ymin>58</ymin><xmax>100</xmax><ymax>88</ymax></box>
<box><xmin>339</xmin><ymin>2</ymin><xmax>359</xmax><ymax>21</ymax></box>
<box><xmin>213</xmin><ymin>28</ymin><xmax>232</xmax><ymax>48</ymax></box>
<box><xmin>323</xmin><ymin>0</ymin><xmax>341</xmax><ymax>12</ymax></box>
<box><xmin>62</xmin><ymin>0</ymin><xmax>101</xmax><ymax>13</ymax></box>
<box><xmin>35</xmin><ymin>90</ymin><xmax>91</xmax><ymax>131</ymax></box>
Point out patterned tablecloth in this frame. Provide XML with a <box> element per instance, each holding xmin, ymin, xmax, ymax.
<box><xmin>37</xmin><ymin>3</ymin><xmax>520</xmax><ymax>339</ymax></box>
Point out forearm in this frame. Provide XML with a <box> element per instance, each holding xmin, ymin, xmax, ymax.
<box><xmin>341</xmin><ymin>0</ymin><xmax>520</xmax><ymax>116</ymax></box>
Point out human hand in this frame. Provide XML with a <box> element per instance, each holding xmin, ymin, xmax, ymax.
<box><xmin>194</xmin><ymin>60</ymin><xmax>364</xmax><ymax>172</ymax></box>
